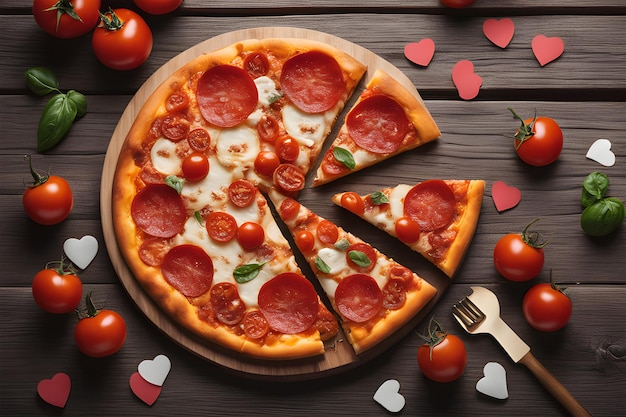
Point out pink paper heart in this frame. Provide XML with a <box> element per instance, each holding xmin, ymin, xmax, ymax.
<box><xmin>37</xmin><ymin>373</ymin><xmax>71</xmax><ymax>408</ymax></box>
<box><xmin>532</xmin><ymin>35</ymin><xmax>564</xmax><ymax>66</ymax></box>
<box><xmin>483</xmin><ymin>18</ymin><xmax>515</xmax><ymax>48</ymax></box>
<box><xmin>492</xmin><ymin>181</ymin><xmax>521</xmax><ymax>212</ymax></box>
<box><xmin>452</xmin><ymin>60</ymin><xmax>482</xmax><ymax>100</ymax></box>
<box><xmin>404</xmin><ymin>39</ymin><xmax>435</xmax><ymax>67</ymax></box>
<box><xmin>130</xmin><ymin>372</ymin><xmax>162</xmax><ymax>406</ymax></box>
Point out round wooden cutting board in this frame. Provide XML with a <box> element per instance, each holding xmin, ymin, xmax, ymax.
<box><xmin>100</xmin><ymin>27</ymin><xmax>449</xmax><ymax>380</ymax></box>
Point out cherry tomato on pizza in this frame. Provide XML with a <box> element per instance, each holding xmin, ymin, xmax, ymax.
<box><xmin>440</xmin><ymin>0</ymin><xmax>475</xmax><ymax>7</ymax></box>
<box><xmin>508</xmin><ymin>108</ymin><xmax>563</xmax><ymax>167</ymax></box>
<box><xmin>33</xmin><ymin>0</ymin><xmax>101</xmax><ymax>39</ymax></box>
<box><xmin>493</xmin><ymin>219</ymin><xmax>549</xmax><ymax>282</ymax></box>
<box><xmin>91</xmin><ymin>8</ymin><xmax>153</xmax><ymax>71</ymax></box>
<box><xmin>254</xmin><ymin>151</ymin><xmax>280</xmax><ymax>177</ymax></box>
<box><xmin>23</xmin><ymin>155</ymin><xmax>73</xmax><ymax>225</ymax></box>
<box><xmin>32</xmin><ymin>259</ymin><xmax>82</xmax><ymax>314</ymax></box>
<box><xmin>237</xmin><ymin>222</ymin><xmax>265</xmax><ymax>251</ymax></box>
<box><xmin>522</xmin><ymin>281</ymin><xmax>572</xmax><ymax>332</ymax></box>
<box><xmin>74</xmin><ymin>292</ymin><xmax>127</xmax><ymax>357</ymax></box>
<box><xmin>395</xmin><ymin>216</ymin><xmax>421</xmax><ymax>244</ymax></box>
<box><xmin>132</xmin><ymin>0</ymin><xmax>182</xmax><ymax>15</ymax></box>
<box><xmin>181</xmin><ymin>152</ymin><xmax>209</xmax><ymax>182</ymax></box>
<box><xmin>340</xmin><ymin>192</ymin><xmax>365</xmax><ymax>216</ymax></box>
<box><xmin>417</xmin><ymin>318</ymin><xmax>467</xmax><ymax>382</ymax></box>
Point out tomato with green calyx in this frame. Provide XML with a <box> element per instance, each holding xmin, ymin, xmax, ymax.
<box><xmin>92</xmin><ymin>8</ymin><xmax>153</xmax><ymax>71</ymax></box>
<box><xmin>580</xmin><ymin>171</ymin><xmax>625</xmax><ymax>236</ymax></box>
<box><xmin>523</xmin><ymin>278</ymin><xmax>572</xmax><ymax>332</ymax></box>
<box><xmin>33</xmin><ymin>0</ymin><xmax>101</xmax><ymax>39</ymax></box>
<box><xmin>74</xmin><ymin>292</ymin><xmax>127</xmax><ymax>357</ymax></box>
<box><xmin>23</xmin><ymin>155</ymin><xmax>73</xmax><ymax>225</ymax></box>
<box><xmin>417</xmin><ymin>318</ymin><xmax>467</xmax><ymax>382</ymax></box>
<box><xmin>493</xmin><ymin>218</ymin><xmax>549</xmax><ymax>282</ymax></box>
<box><xmin>32</xmin><ymin>258</ymin><xmax>82</xmax><ymax>314</ymax></box>
<box><xmin>508</xmin><ymin>108</ymin><xmax>563</xmax><ymax>167</ymax></box>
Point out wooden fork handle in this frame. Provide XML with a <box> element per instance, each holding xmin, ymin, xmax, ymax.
<box><xmin>519</xmin><ymin>352</ymin><xmax>591</xmax><ymax>417</ymax></box>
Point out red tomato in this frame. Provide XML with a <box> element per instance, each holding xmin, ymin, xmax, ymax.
<box><xmin>417</xmin><ymin>319</ymin><xmax>467</xmax><ymax>382</ymax></box>
<box><xmin>275</xmin><ymin>136</ymin><xmax>300</xmax><ymax>163</ymax></box>
<box><xmin>187</xmin><ymin>128</ymin><xmax>210</xmax><ymax>151</ymax></box>
<box><xmin>509</xmin><ymin>108</ymin><xmax>563</xmax><ymax>167</ymax></box>
<box><xmin>206</xmin><ymin>211</ymin><xmax>237</xmax><ymax>243</ymax></box>
<box><xmin>91</xmin><ymin>8</ymin><xmax>153</xmax><ymax>71</ymax></box>
<box><xmin>294</xmin><ymin>230</ymin><xmax>315</xmax><ymax>253</ymax></box>
<box><xmin>523</xmin><ymin>282</ymin><xmax>572</xmax><ymax>332</ymax></box>
<box><xmin>395</xmin><ymin>216</ymin><xmax>421</xmax><ymax>244</ymax></box>
<box><xmin>181</xmin><ymin>152</ymin><xmax>209</xmax><ymax>182</ymax></box>
<box><xmin>228</xmin><ymin>179</ymin><xmax>256</xmax><ymax>208</ymax></box>
<box><xmin>74</xmin><ymin>292</ymin><xmax>127</xmax><ymax>358</ymax></box>
<box><xmin>23</xmin><ymin>156</ymin><xmax>73</xmax><ymax>225</ymax></box>
<box><xmin>133</xmin><ymin>0</ymin><xmax>182</xmax><ymax>15</ymax></box>
<box><xmin>340</xmin><ymin>192</ymin><xmax>365</xmax><ymax>216</ymax></box>
<box><xmin>254</xmin><ymin>151</ymin><xmax>280</xmax><ymax>177</ymax></box>
<box><xmin>493</xmin><ymin>219</ymin><xmax>548</xmax><ymax>282</ymax></box>
<box><xmin>440</xmin><ymin>0</ymin><xmax>475</xmax><ymax>7</ymax></box>
<box><xmin>278</xmin><ymin>198</ymin><xmax>301</xmax><ymax>221</ymax></box>
<box><xmin>32</xmin><ymin>261</ymin><xmax>82</xmax><ymax>314</ymax></box>
<box><xmin>317</xmin><ymin>219</ymin><xmax>339</xmax><ymax>245</ymax></box>
<box><xmin>256</xmin><ymin>114</ymin><xmax>280</xmax><ymax>142</ymax></box>
<box><xmin>237</xmin><ymin>222</ymin><xmax>265</xmax><ymax>251</ymax></box>
<box><xmin>33</xmin><ymin>0</ymin><xmax>100</xmax><ymax>39</ymax></box>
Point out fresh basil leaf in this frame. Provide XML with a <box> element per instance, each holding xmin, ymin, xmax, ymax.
<box><xmin>369</xmin><ymin>191</ymin><xmax>389</xmax><ymax>205</ymax></box>
<box><xmin>348</xmin><ymin>250</ymin><xmax>371</xmax><ymax>267</ymax></box>
<box><xmin>315</xmin><ymin>256</ymin><xmax>331</xmax><ymax>274</ymax></box>
<box><xmin>268</xmin><ymin>93</ymin><xmax>282</xmax><ymax>104</ymax></box>
<box><xmin>233</xmin><ymin>263</ymin><xmax>266</xmax><ymax>283</ymax></box>
<box><xmin>25</xmin><ymin>67</ymin><xmax>59</xmax><ymax>96</ymax></box>
<box><xmin>164</xmin><ymin>175</ymin><xmax>185</xmax><ymax>194</ymax></box>
<box><xmin>582</xmin><ymin>171</ymin><xmax>609</xmax><ymax>206</ymax></box>
<box><xmin>66</xmin><ymin>90</ymin><xmax>87</xmax><ymax>118</ymax></box>
<box><xmin>581</xmin><ymin>197</ymin><xmax>625</xmax><ymax>237</ymax></box>
<box><xmin>193</xmin><ymin>211</ymin><xmax>203</xmax><ymax>226</ymax></box>
<box><xmin>333</xmin><ymin>147</ymin><xmax>356</xmax><ymax>170</ymax></box>
<box><xmin>334</xmin><ymin>238</ymin><xmax>350</xmax><ymax>251</ymax></box>
<box><xmin>37</xmin><ymin>93</ymin><xmax>77</xmax><ymax>152</ymax></box>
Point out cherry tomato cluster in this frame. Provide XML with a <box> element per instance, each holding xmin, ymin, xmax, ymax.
<box><xmin>32</xmin><ymin>0</ymin><xmax>182</xmax><ymax>70</ymax></box>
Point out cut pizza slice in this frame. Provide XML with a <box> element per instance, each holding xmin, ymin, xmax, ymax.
<box><xmin>269</xmin><ymin>190</ymin><xmax>437</xmax><ymax>354</ymax></box>
<box><xmin>313</xmin><ymin>68</ymin><xmax>441</xmax><ymax>186</ymax></box>
<box><xmin>332</xmin><ymin>180</ymin><xmax>485</xmax><ymax>278</ymax></box>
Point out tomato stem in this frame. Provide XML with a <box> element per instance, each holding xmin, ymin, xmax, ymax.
<box><xmin>98</xmin><ymin>8</ymin><xmax>125</xmax><ymax>31</ymax></box>
<box><xmin>43</xmin><ymin>0</ymin><xmax>83</xmax><ymax>33</ymax></box>
<box><xmin>85</xmin><ymin>291</ymin><xmax>99</xmax><ymax>317</ymax></box>
<box><xmin>26</xmin><ymin>155</ymin><xmax>49</xmax><ymax>187</ymax></box>
<box><xmin>508</xmin><ymin>107</ymin><xmax>536</xmax><ymax>149</ymax></box>
<box><xmin>521</xmin><ymin>218</ymin><xmax>551</xmax><ymax>249</ymax></box>
<box><xmin>45</xmin><ymin>257</ymin><xmax>77</xmax><ymax>276</ymax></box>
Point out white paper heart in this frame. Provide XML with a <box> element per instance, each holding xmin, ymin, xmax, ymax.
<box><xmin>476</xmin><ymin>362</ymin><xmax>508</xmax><ymax>400</ymax></box>
<box><xmin>373</xmin><ymin>379</ymin><xmax>405</xmax><ymax>413</ymax></box>
<box><xmin>138</xmin><ymin>354</ymin><xmax>171</xmax><ymax>387</ymax></box>
<box><xmin>586</xmin><ymin>138</ymin><xmax>616</xmax><ymax>167</ymax></box>
<box><xmin>63</xmin><ymin>235</ymin><xmax>98</xmax><ymax>270</ymax></box>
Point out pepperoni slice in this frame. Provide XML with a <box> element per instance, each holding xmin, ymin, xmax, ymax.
<box><xmin>334</xmin><ymin>274</ymin><xmax>383</xmax><ymax>323</ymax></box>
<box><xmin>273</xmin><ymin>163</ymin><xmax>305</xmax><ymax>193</ymax></box>
<box><xmin>210</xmin><ymin>282</ymin><xmax>246</xmax><ymax>325</ymax></box>
<box><xmin>382</xmin><ymin>277</ymin><xmax>407</xmax><ymax>310</ymax></box>
<box><xmin>228</xmin><ymin>179</ymin><xmax>256</xmax><ymax>208</ymax></box>
<box><xmin>346</xmin><ymin>94</ymin><xmax>409</xmax><ymax>154</ymax></box>
<box><xmin>346</xmin><ymin>243</ymin><xmax>377</xmax><ymax>273</ymax></box>
<box><xmin>131</xmin><ymin>184</ymin><xmax>186</xmax><ymax>238</ymax></box>
<box><xmin>161</xmin><ymin>245</ymin><xmax>214</xmax><ymax>298</ymax></box>
<box><xmin>242</xmin><ymin>310</ymin><xmax>269</xmax><ymax>339</ymax></box>
<box><xmin>280</xmin><ymin>51</ymin><xmax>345</xmax><ymax>113</ymax></box>
<box><xmin>258</xmin><ymin>272</ymin><xmax>319</xmax><ymax>334</ymax></box>
<box><xmin>197</xmin><ymin>65</ymin><xmax>258</xmax><ymax>128</ymax></box>
<box><xmin>404</xmin><ymin>180</ymin><xmax>456</xmax><ymax>232</ymax></box>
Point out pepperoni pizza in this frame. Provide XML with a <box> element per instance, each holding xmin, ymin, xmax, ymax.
<box><xmin>269</xmin><ymin>190</ymin><xmax>437</xmax><ymax>354</ymax></box>
<box><xmin>313</xmin><ymin>69</ymin><xmax>441</xmax><ymax>186</ymax></box>
<box><xmin>332</xmin><ymin>180</ymin><xmax>485</xmax><ymax>277</ymax></box>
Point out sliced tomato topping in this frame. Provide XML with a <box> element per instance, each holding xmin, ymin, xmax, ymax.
<box><xmin>228</xmin><ymin>179</ymin><xmax>256</xmax><ymax>208</ymax></box>
<box><xmin>382</xmin><ymin>277</ymin><xmax>407</xmax><ymax>310</ymax></box>
<box><xmin>160</xmin><ymin>112</ymin><xmax>191</xmax><ymax>142</ymax></box>
<box><xmin>320</xmin><ymin>149</ymin><xmax>350</xmax><ymax>176</ymax></box>
<box><xmin>256</xmin><ymin>114</ymin><xmax>280</xmax><ymax>143</ymax></box>
<box><xmin>138</xmin><ymin>237</ymin><xmax>170</xmax><ymax>266</ymax></box>
<box><xmin>209</xmin><ymin>282</ymin><xmax>246</xmax><ymax>325</ymax></box>
<box><xmin>243</xmin><ymin>52</ymin><xmax>270</xmax><ymax>78</ymax></box>
<box><xmin>205</xmin><ymin>211</ymin><xmax>238</xmax><ymax>242</ymax></box>
<box><xmin>346</xmin><ymin>242</ymin><xmax>377</xmax><ymax>273</ymax></box>
<box><xmin>278</xmin><ymin>198</ymin><xmax>301</xmax><ymax>221</ymax></box>
<box><xmin>273</xmin><ymin>163</ymin><xmax>305</xmax><ymax>193</ymax></box>
<box><xmin>165</xmin><ymin>92</ymin><xmax>189</xmax><ymax>113</ymax></box>
<box><xmin>316</xmin><ymin>219</ymin><xmax>339</xmax><ymax>245</ymax></box>
<box><xmin>187</xmin><ymin>128</ymin><xmax>211</xmax><ymax>152</ymax></box>
<box><xmin>242</xmin><ymin>310</ymin><xmax>269</xmax><ymax>339</ymax></box>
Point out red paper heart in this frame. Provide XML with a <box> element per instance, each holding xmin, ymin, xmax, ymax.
<box><xmin>37</xmin><ymin>373</ymin><xmax>71</xmax><ymax>408</ymax></box>
<box><xmin>404</xmin><ymin>39</ymin><xmax>435</xmax><ymax>67</ymax></box>
<box><xmin>532</xmin><ymin>35</ymin><xmax>564</xmax><ymax>66</ymax></box>
<box><xmin>452</xmin><ymin>60</ymin><xmax>482</xmax><ymax>100</ymax></box>
<box><xmin>130</xmin><ymin>372</ymin><xmax>162</xmax><ymax>406</ymax></box>
<box><xmin>492</xmin><ymin>181</ymin><xmax>521</xmax><ymax>212</ymax></box>
<box><xmin>483</xmin><ymin>18</ymin><xmax>515</xmax><ymax>48</ymax></box>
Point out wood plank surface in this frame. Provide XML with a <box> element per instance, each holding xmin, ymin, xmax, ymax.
<box><xmin>1</xmin><ymin>1</ymin><xmax>625</xmax><ymax>416</ymax></box>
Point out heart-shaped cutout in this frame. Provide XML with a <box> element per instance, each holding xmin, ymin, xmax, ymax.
<box><xmin>532</xmin><ymin>35</ymin><xmax>564</xmax><ymax>66</ymax></box>
<box><xmin>586</xmin><ymin>138</ymin><xmax>615</xmax><ymax>167</ymax></box>
<box><xmin>138</xmin><ymin>354</ymin><xmax>171</xmax><ymax>387</ymax></box>
<box><xmin>130</xmin><ymin>372</ymin><xmax>162</xmax><ymax>406</ymax></box>
<box><xmin>63</xmin><ymin>235</ymin><xmax>98</xmax><ymax>270</ymax></box>
<box><xmin>37</xmin><ymin>373</ymin><xmax>71</xmax><ymax>408</ymax></box>
<box><xmin>492</xmin><ymin>181</ymin><xmax>521</xmax><ymax>212</ymax></box>
<box><xmin>373</xmin><ymin>379</ymin><xmax>405</xmax><ymax>413</ymax></box>
<box><xmin>476</xmin><ymin>362</ymin><xmax>509</xmax><ymax>400</ymax></box>
<box><xmin>483</xmin><ymin>18</ymin><xmax>515</xmax><ymax>48</ymax></box>
<box><xmin>452</xmin><ymin>60</ymin><xmax>482</xmax><ymax>100</ymax></box>
<box><xmin>404</xmin><ymin>38</ymin><xmax>436</xmax><ymax>67</ymax></box>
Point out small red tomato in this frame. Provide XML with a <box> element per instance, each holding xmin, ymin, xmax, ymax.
<box><xmin>74</xmin><ymin>292</ymin><xmax>127</xmax><ymax>358</ymax></box>
<box><xmin>237</xmin><ymin>221</ymin><xmax>265</xmax><ymax>251</ymax></box>
<box><xmin>133</xmin><ymin>0</ymin><xmax>183</xmax><ymax>15</ymax></box>
<box><xmin>182</xmin><ymin>152</ymin><xmax>209</xmax><ymax>182</ymax></box>
<box><xmin>417</xmin><ymin>319</ymin><xmax>467</xmax><ymax>382</ymax></box>
<box><xmin>340</xmin><ymin>192</ymin><xmax>365</xmax><ymax>216</ymax></box>
<box><xmin>509</xmin><ymin>108</ymin><xmax>563</xmax><ymax>167</ymax></box>
<box><xmin>493</xmin><ymin>219</ymin><xmax>549</xmax><ymax>282</ymax></box>
<box><xmin>523</xmin><ymin>282</ymin><xmax>572</xmax><ymax>332</ymax></box>
<box><xmin>395</xmin><ymin>216</ymin><xmax>421</xmax><ymax>244</ymax></box>
<box><xmin>33</xmin><ymin>0</ymin><xmax>101</xmax><ymax>39</ymax></box>
<box><xmin>92</xmin><ymin>8</ymin><xmax>153</xmax><ymax>71</ymax></box>
<box><xmin>32</xmin><ymin>260</ymin><xmax>82</xmax><ymax>314</ymax></box>
<box><xmin>440</xmin><ymin>0</ymin><xmax>475</xmax><ymax>7</ymax></box>
<box><xmin>23</xmin><ymin>156</ymin><xmax>73</xmax><ymax>225</ymax></box>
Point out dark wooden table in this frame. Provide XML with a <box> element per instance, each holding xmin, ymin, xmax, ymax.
<box><xmin>2</xmin><ymin>1</ymin><xmax>625</xmax><ymax>416</ymax></box>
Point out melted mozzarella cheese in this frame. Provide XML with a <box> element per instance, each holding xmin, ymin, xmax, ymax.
<box><xmin>151</xmin><ymin>137</ymin><xmax>182</xmax><ymax>175</ymax></box>
<box><xmin>216</xmin><ymin>125</ymin><xmax>260</xmax><ymax>169</ymax></box>
<box><xmin>317</xmin><ymin>247</ymin><xmax>348</xmax><ymax>275</ymax></box>
<box><xmin>389</xmin><ymin>184</ymin><xmax>412</xmax><ymax>220</ymax></box>
<box><xmin>282</xmin><ymin>104</ymin><xmax>333</xmax><ymax>148</ymax></box>
<box><xmin>181</xmin><ymin>155</ymin><xmax>235</xmax><ymax>211</ymax></box>
<box><xmin>254</xmin><ymin>76</ymin><xmax>281</xmax><ymax>106</ymax></box>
